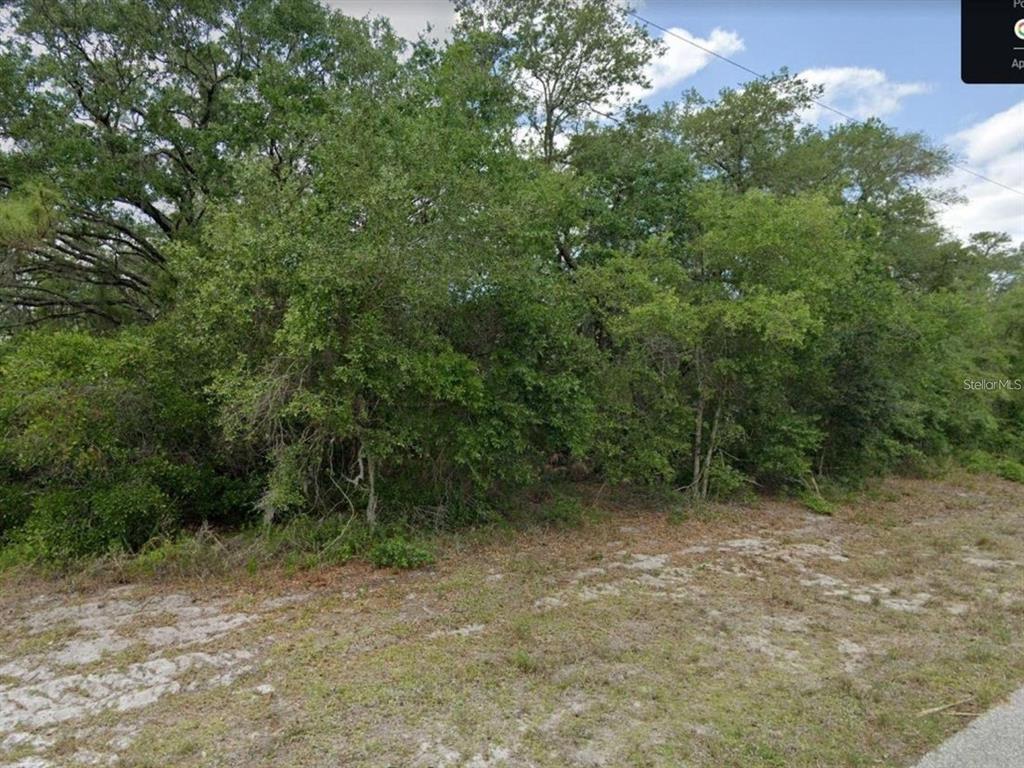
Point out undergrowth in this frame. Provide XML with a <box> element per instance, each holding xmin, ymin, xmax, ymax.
<box><xmin>0</xmin><ymin>485</ymin><xmax>602</xmax><ymax>580</ymax></box>
<box><xmin>3</xmin><ymin>460</ymin><xmax>1021</xmax><ymax>583</ymax></box>
<box><xmin>961</xmin><ymin>450</ymin><xmax>1024</xmax><ymax>484</ymax></box>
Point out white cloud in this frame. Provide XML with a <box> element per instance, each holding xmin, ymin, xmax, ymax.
<box><xmin>949</xmin><ymin>101</ymin><xmax>1024</xmax><ymax>168</ymax></box>
<box><xmin>939</xmin><ymin>101</ymin><xmax>1024</xmax><ymax>244</ymax></box>
<box><xmin>797</xmin><ymin>67</ymin><xmax>929</xmax><ymax>124</ymax></box>
<box><xmin>324</xmin><ymin>1</ymin><xmax>455</xmax><ymax>41</ymax></box>
<box><xmin>323</xmin><ymin>5</ymin><xmax>740</xmax><ymax>105</ymax></box>
<box><xmin>627</xmin><ymin>27</ymin><xmax>744</xmax><ymax>102</ymax></box>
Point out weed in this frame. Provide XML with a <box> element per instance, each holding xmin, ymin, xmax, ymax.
<box><xmin>799</xmin><ymin>490</ymin><xmax>835</xmax><ymax>516</ymax></box>
<box><xmin>368</xmin><ymin>536</ymin><xmax>435</xmax><ymax>570</ymax></box>
<box><xmin>509</xmin><ymin>648</ymin><xmax>541</xmax><ymax>674</ymax></box>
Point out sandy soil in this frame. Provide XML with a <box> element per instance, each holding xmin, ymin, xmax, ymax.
<box><xmin>1</xmin><ymin>475</ymin><xmax>1022</xmax><ymax>768</ymax></box>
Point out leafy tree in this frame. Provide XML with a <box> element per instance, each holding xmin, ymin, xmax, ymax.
<box><xmin>569</xmin><ymin>106</ymin><xmax>698</xmax><ymax>261</ymax></box>
<box><xmin>178</xmin><ymin>40</ymin><xmax>595</xmax><ymax>523</ymax></box>
<box><xmin>0</xmin><ymin>0</ymin><xmax>401</xmax><ymax>325</ymax></box>
<box><xmin>454</xmin><ymin>0</ymin><xmax>659</xmax><ymax>164</ymax></box>
<box><xmin>676</xmin><ymin>73</ymin><xmax>818</xmax><ymax>193</ymax></box>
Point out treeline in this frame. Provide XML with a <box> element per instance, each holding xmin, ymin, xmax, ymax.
<box><xmin>0</xmin><ymin>0</ymin><xmax>1021</xmax><ymax>563</ymax></box>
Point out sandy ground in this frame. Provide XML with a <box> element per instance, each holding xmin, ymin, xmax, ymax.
<box><xmin>1</xmin><ymin>475</ymin><xmax>1023</xmax><ymax>768</ymax></box>
<box><xmin>0</xmin><ymin>586</ymin><xmax>306</xmax><ymax>764</ymax></box>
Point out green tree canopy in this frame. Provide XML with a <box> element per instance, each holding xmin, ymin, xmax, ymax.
<box><xmin>0</xmin><ymin>0</ymin><xmax>401</xmax><ymax>325</ymax></box>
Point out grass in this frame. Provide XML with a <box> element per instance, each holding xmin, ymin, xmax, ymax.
<box><xmin>1</xmin><ymin>474</ymin><xmax>1023</xmax><ymax>767</ymax></box>
<box><xmin>0</xmin><ymin>484</ymin><xmax>608</xmax><ymax>589</ymax></box>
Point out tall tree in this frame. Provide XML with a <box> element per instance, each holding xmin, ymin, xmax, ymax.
<box><xmin>0</xmin><ymin>0</ymin><xmax>401</xmax><ymax>326</ymax></box>
<box><xmin>676</xmin><ymin>73</ymin><xmax>818</xmax><ymax>193</ymax></box>
<box><xmin>177</xmin><ymin>37</ymin><xmax>595</xmax><ymax>523</ymax></box>
<box><xmin>454</xmin><ymin>0</ymin><xmax>659</xmax><ymax>165</ymax></box>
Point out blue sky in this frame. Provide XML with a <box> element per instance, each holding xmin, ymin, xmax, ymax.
<box><xmin>330</xmin><ymin>0</ymin><xmax>1024</xmax><ymax>242</ymax></box>
<box><xmin>638</xmin><ymin>0</ymin><xmax>1017</xmax><ymax>138</ymax></box>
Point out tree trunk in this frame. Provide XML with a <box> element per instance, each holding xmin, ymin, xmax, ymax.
<box><xmin>692</xmin><ymin>392</ymin><xmax>704</xmax><ymax>496</ymax></box>
<box><xmin>700</xmin><ymin>399</ymin><xmax>723</xmax><ymax>499</ymax></box>
<box><xmin>365</xmin><ymin>453</ymin><xmax>378</xmax><ymax>526</ymax></box>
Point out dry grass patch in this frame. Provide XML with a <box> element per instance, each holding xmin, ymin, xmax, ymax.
<box><xmin>1</xmin><ymin>475</ymin><xmax>1022</xmax><ymax>767</ymax></box>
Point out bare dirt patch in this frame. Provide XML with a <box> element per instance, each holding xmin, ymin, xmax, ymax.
<box><xmin>0</xmin><ymin>585</ymin><xmax>313</xmax><ymax>766</ymax></box>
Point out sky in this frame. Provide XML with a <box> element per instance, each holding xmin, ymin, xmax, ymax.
<box><xmin>326</xmin><ymin>0</ymin><xmax>1024</xmax><ymax>244</ymax></box>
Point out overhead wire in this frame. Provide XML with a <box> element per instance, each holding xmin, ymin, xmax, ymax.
<box><xmin>627</xmin><ymin>10</ymin><xmax>1024</xmax><ymax>198</ymax></box>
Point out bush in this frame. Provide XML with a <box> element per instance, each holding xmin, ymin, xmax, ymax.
<box><xmin>707</xmin><ymin>461</ymin><xmax>755</xmax><ymax>501</ymax></box>
<box><xmin>995</xmin><ymin>459</ymin><xmax>1024</xmax><ymax>484</ymax></box>
<box><xmin>0</xmin><ymin>483</ymin><xmax>32</xmax><ymax>542</ymax></box>
<box><xmin>368</xmin><ymin>535</ymin><xmax>435</xmax><ymax>569</ymax></box>
<box><xmin>537</xmin><ymin>496</ymin><xmax>587</xmax><ymax>528</ymax></box>
<box><xmin>962</xmin><ymin>450</ymin><xmax>1024</xmax><ymax>484</ymax></box>
<box><xmin>17</xmin><ymin>481</ymin><xmax>173</xmax><ymax>562</ymax></box>
<box><xmin>0</xmin><ymin>327</ymin><xmax>253</xmax><ymax>562</ymax></box>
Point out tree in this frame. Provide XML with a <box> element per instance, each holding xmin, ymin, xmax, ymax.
<box><xmin>676</xmin><ymin>73</ymin><xmax>818</xmax><ymax>193</ymax></box>
<box><xmin>2</xmin><ymin>10</ymin><xmax>1022</xmax><ymax>565</ymax></box>
<box><xmin>178</xmin><ymin>39</ymin><xmax>596</xmax><ymax>523</ymax></box>
<box><xmin>569</xmin><ymin>106</ymin><xmax>698</xmax><ymax>261</ymax></box>
<box><xmin>0</xmin><ymin>0</ymin><xmax>401</xmax><ymax>326</ymax></box>
<box><xmin>454</xmin><ymin>0</ymin><xmax>659</xmax><ymax>164</ymax></box>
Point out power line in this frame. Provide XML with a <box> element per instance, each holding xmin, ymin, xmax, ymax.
<box><xmin>628</xmin><ymin>10</ymin><xmax>1024</xmax><ymax>199</ymax></box>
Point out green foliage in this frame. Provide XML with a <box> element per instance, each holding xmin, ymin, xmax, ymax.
<box><xmin>0</xmin><ymin>2</ymin><xmax>1021</xmax><ymax>566</ymax></box>
<box><xmin>176</xmin><ymin>38</ymin><xmax>600</xmax><ymax>522</ymax></box>
<box><xmin>677</xmin><ymin>73</ymin><xmax>820</xmax><ymax>193</ymax></box>
<box><xmin>0</xmin><ymin>0</ymin><xmax>402</xmax><ymax>324</ymax></box>
<box><xmin>705</xmin><ymin>462</ymin><xmax>755</xmax><ymax>501</ymax></box>
<box><xmin>0</xmin><ymin>482</ymin><xmax>32</xmax><ymax>541</ymax></box>
<box><xmin>0</xmin><ymin>327</ymin><xmax>254</xmax><ymax>560</ymax></box>
<box><xmin>455</xmin><ymin>0</ymin><xmax>660</xmax><ymax>163</ymax></box>
<box><xmin>0</xmin><ymin>184</ymin><xmax>58</xmax><ymax>248</ymax></box>
<box><xmin>962</xmin><ymin>451</ymin><xmax>1024</xmax><ymax>484</ymax></box>
<box><xmin>537</xmin><ymin>496</ymin><xmax>588</xmax><ymax>528</ymax></box>
<box><xmin>997</xmin><ymin>461</ymin><xmax>1024</xmax><ymax>484</ymax></box>
<box><xmin>368</xmin><ymin>536</ymin><xmax>435</xmax><ymax>570</ymax></box>
<box><xmin>18</xmin><ymin>481</ymin><xmax>172</xmax><ymax>562</ymax></box>
<box><xmin>798</xmin><ymin>491</ymin><xmax>836</xmax><ymax>517</ymax></box>
<box><xmin>0</xmin><ymin>329</ymin><xmax>201</xmax><ymax>478</ymax></box>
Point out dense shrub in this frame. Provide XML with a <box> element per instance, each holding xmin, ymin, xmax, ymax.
<box><xmin>368</xmin><ymin>536</ymin><xmax>436</xmax><ymax>569</ymax></box>
<box><xmin>0</xmin><ymin>328</ymin><xmax>254</xmax><ymax>560</ymax></box>
<box><xmin>18</xmin><ymin>481</ymin><xmax>172</xmax><ymax>562</ymax></box>
<box><xmin>962</xmin><ymin>450</ymin><xmax>1024</xmax><ymax>484</ymax></box>
<box><xmin>0</xmin><ymin>482</ymin><xmax>31</xmax><ymax>542</ymax></box>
